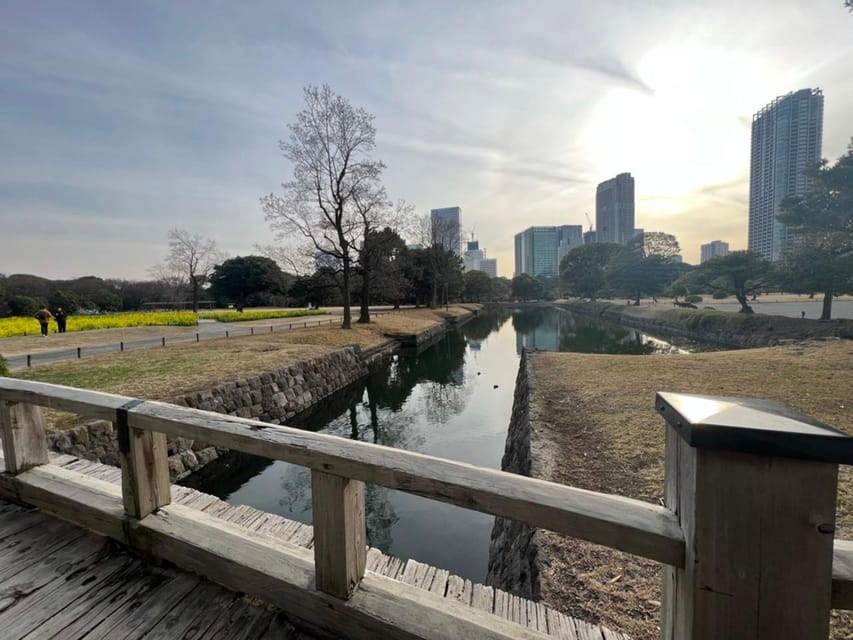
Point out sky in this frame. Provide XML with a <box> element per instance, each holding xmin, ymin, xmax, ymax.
<box><xmin>1</xmin><ymin>0</ymin><xmax>852</xmax><ymax>280</ymax></box>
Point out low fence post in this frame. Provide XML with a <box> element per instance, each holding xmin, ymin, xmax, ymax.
<box><xmin>657</xmin><ymin>392</ymin><xmax>845</xmax><ymax>639</ymax></box>
<box><xmin>0</xmin><ymin>399</ymin><xmax>49</xmax><ymax>473</ymax></box>
<box><xmin>116</xmin><ymin>403</ymin><xmax>171</xmax><ymax>519</ymax></box>
<box><xmin>311</xmin><ymin>469</ymin><xmax>366</xmax><ymax>599</ymax></box>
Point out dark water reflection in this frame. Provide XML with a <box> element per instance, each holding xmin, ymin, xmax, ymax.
<box><xmin>188</xmin><ymin>307</ymin><xmax>681</xmax><ymax>582</ymax></box>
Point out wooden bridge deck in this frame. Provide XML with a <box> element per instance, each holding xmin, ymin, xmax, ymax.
<box><xmin>1</xmin><ymin>452</ymin><xmax>628</xmax><ymax>640</ymax></box>
<box><xmin>0</xmin><ymin>499</ymin><xmax>312</xmax><ymax>639</ymax></box>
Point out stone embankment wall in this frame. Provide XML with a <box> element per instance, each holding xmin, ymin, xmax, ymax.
<box><xmin>49</xmin><ymin>346</ymin><xmax>371</xmax><ymax>481</ymax></box>
<box><xmin>485</xmin><ymin>349</ymin><xmax>541</xmax><ymax>599</ymax></box>
<box><xmin>47</xmin><ymin>307</ymin><xmax>478</xmax><ymax>480</ymax></box>
<box><xmin>559</xmin><ymin>301</ymin><xmax>853</xmax><ymax>349</ymax></box>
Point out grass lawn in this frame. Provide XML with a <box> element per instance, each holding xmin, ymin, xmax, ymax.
<box><xmin>526</xmin><ymin>339</ymin><xmax>853</xmax><ymax>639</ymax></box>
<box><xmin>10</xmin><ymin>305</ymin><xmax>479</xmax><ymax>429</ymax></box>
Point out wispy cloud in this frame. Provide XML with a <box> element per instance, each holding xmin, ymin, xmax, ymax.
<box><xmin>1</xmin><ymin>0</ymin><xmax>852</xmax><ymax>276</ymax></box>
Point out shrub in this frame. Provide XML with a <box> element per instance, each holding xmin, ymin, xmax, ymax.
<box><xmin>712</xmin><ymin>291</ymin><xmax>728</xmax><ymax>299</ymax></box>
<box><xmin>0</xmin><ymin>354</ymin><xmax>8</xmax><ymax>377</ymax></box>
<box><xmin>685</xmin><ymin>295</ymin><xmax>703</xmax><ymax>304</ymax></box>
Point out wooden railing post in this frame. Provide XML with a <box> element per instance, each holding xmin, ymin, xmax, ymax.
<box><xmin>311</xmin><ymin>469</ymin><xmax>366</xmax><ymax>599</ymax></box>
<box><xmin>117</xmin><ymin>403</ymin><xmax>171</xmax><ymax>519</ymax></box>
<box><xmin>0</xmin><ymin>400</ymin><xmax>49</xmax><ymax>473</ymax></box>
<box><xmin>657</xmin><ymin>392</ymin><xmax>848</xmax><ymax>640</ymax></box>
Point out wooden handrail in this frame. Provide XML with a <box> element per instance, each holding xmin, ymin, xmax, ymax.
<box><xmin>5</xmin><ymin>377</ymin><xmax>853</xmax><ymax>640</ymax></box>
<box><xmin>0</xmin><ymin>377</ymin><xmax>685</xmax><ymax>567</ymax></box>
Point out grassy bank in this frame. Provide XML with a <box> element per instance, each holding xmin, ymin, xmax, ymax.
<box><xmin>10</xmin><ymin>305</ymin><xmax>479</xmax><ymax>429</ymax></box>
<box><xmin>527</xmin><ymin>339</ymin><xmax>852</xmax><ymax>639</ymax></box>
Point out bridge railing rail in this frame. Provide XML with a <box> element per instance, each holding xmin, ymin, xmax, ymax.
<box><xmin>1</xmin><ymin>377</ymin><xmax>852</xmax><ymax>640</ymax></box>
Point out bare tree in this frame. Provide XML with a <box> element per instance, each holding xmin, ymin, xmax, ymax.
<box><xmin>151</xmin><ymin>229</ymin><xmax>226</xmax><ymax>312</ymax></box>
<box><xmin>262</xmin><ymin>85</ymin><xmax>384</xmax><ymax>329</ymax></box>
<box><xmin>354</xmin><ymin>195</ymin><xmax>414</xmax><ymax>323</ymax></box>
<box><xmin>417</xmin><ymin>214</ymin><xmax>462</xmax><ymax>308</ymax></box>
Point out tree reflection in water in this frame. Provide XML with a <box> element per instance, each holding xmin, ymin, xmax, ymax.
<box><xmin>191</xmin><ymin>307</ymin><xmax>685</xmax><ymax>573</ymax></box>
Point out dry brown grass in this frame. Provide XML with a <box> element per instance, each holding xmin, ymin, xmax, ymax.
<box><xmin>527</xmin><ymin>340</ymin><xmax>853</xmax><ymax>639</ymax></box>
<box><xmin>12</xmin><ymin>306</ymin><xmax>477</xmax><ymax>430</ymax></box>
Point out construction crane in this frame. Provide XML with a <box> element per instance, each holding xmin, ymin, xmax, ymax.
<box><xmin>585</xmin><ymin>212</ymin><xmax>593</xmax><ymax>232</ymax></box>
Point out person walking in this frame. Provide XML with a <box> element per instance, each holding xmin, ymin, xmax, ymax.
<box><xmin>34</xmin><ymin>307</ymin><xmax>53</xmax><ymax>337</ymax></box>
<box><xmin>54</xmin><ymin>307</ymin><xmax>68</xmax><ymax>333</ymax></box>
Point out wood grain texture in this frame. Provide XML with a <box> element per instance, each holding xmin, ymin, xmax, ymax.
<box><xmin>0</xmin><ymin>380</ymin><xmax>684</xmax><ymax>566</ymax></box>
<box><xmin>662</xmin><ymin>424</ymin><xmax>837</xmax><ymax>639</ymax></box>
<box><xmin>121</xmin><ymin>427</ymin><xmax>171</xmax><ymax>519</ymax></box>
<box><xmin>311</xmin><ymin>470</ymin><xmax>366</xmax><ymax>599</ymax></box>
<box><xmin>126</xmin><ymin>398</ymin><xmax>685</xmax><ymax>566</ymax></box>
<box><xmin>0</xmin><ymin>400</ymin><xmax>48</xmax><ymax>473</ymax></box>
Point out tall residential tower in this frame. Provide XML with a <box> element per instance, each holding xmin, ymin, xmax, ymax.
<box><xmin>595</xmin><ymin>173</ymin><xmax>635</xmax><ymax>245</ymax></box>
<box><xmin>748</xmin><ymin>88</ymin><xmax>823</xmax><ymax>262</ymax></box>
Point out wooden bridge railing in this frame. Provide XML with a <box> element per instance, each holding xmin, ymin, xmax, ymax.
<box><xmin>1</xmin><ymin>377</ymin><xmax>852</xmax><ymax>639</ymax></box>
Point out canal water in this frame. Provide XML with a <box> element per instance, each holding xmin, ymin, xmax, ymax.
<box><xmin>189</xmin><ymin>307</ymin><xmax>683</xmax><ymax>583</ymax></box>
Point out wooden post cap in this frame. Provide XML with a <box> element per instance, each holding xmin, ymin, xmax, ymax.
<box><xmin>655</xmin><ymin>391</ymin><xmax>853</xmax><ymax>464</ymax></box>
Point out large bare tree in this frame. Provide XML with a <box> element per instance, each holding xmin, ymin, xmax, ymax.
<box><xmin>262</xmin><ymin>85</ymin><xmax>385</xmax><ymax>329</ymax></box>
<box><xmin>151</xmin><ymin>229</ymin><xmax>226</xmax><ymax>312</ymax></box>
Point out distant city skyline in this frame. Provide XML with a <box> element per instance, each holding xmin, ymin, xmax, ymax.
<box><xmin>1</xmin><ymin>1</ymin><xmax>852</xmax><ymax>279</ymax></box>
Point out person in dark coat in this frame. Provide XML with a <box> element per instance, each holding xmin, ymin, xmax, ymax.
<box><xmin>34</xmin><ymin>308</ymin><xmax>53</xmax><ymax>337</ymax></box>
<box><xmin>54</xmin><ymin>307</ymin><xmax>68</xmax><ymax>333</ymax></box>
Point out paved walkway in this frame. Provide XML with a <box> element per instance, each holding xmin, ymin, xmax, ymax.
<box><xmin>2</xmin><ymin>306</ymin><xmax>408</xmax><ymax>370</ymax></box>
<box><xmin>0</xmin><ymin>499</ymin><xmax>314</xmax><ymax>639</ymax></box>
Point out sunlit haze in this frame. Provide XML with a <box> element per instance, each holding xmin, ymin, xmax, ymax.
<box><xmin>2</xmin><ymin>1</ymin><xmax>851</xmax><ymax>279</ymax></box>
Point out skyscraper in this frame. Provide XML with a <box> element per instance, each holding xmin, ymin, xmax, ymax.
<box><xmin>748</xmin><ymin>88</ymin><xmax>823</xmax><ymax>262</ymax></box>
<box><xmin>514</xmin><ymin>225</ymin><xmax>583</xmax><ymax>277</ymax></box>
<box><xmin>479</xmin><ymin>258</ymin><xmax>497</xmax><ymax>278</ymax></box>
<box><xmin>430</xmin><ymin>207</ymin><xmax>462</xmax><ymax>255</ymax></box>
<box><xmin>700</xmin><ymin>240</ymin><xmax>730</xmax><ymax>263</ymax></box>
<box><xmin>595</xmin><ymin>173</ymin><xmax>635</xmax><ymax>245</ymax></box>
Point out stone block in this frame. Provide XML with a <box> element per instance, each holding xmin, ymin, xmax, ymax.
<box><xmin>195</xmin><ymin>447</ymin><xmax>218</xmax><ymax>466</ymax></box>
<box><xmin>179</xmin><ymin>449</ymin><xmax>199</xmax><ymax>471</ymax></box>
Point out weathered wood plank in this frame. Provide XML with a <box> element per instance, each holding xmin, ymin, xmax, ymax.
<box><xmin>125</xmin><ymin>398</ymin><xmax>686</xmax><ymax>568</ymax></box>
<box><xmin>32</xmin><ymin>561</ymin><xmax>173</xmax><ymax>640</ymax></box>
<box><xmin>0</xmin><ymin>400</ymin><xmax>48</xmax><ymax>473</ymax></box>
<box><xmin>81</xmin><ymin>571</ymin><xmax>199</xmax><ymax>640</ymax></box>
<box><xmin>135</xmin><ymin>581</ymin><xmax>226</xmax><ymax>639</ymax></box>
<box><xmin>120</xmin><ymin>424</ymin><xmax>171</xmax><ymax>520</ymax></box>
<box><xmin>0</xmin><ymin>550</ymin><xmax>134</xmax><ymax>638</ymax></box>
<box><xmin>311</xmin><ymin>470</ymin><xmax>366</xmax><ymax>599</ymax></box>
<box><xmin>471</xmin><ymin>583</ymin><xmax>494</xmax><ymax>613</ymax></box>
<box><xmin>662</xmin><ymin>425</ymin><xmax>837</xmax><ymax>639</ymax></box>
<box><xmin>0</xmin><ymin>464</ymin><xmax>126</xmax><ymax>543</ymax></box>
<box><xmin>127</xmin><ymin>499</ymin><xmax>556</xmax><ymax>639</ymax></box>
<box><xmin>0</xmin><ymin>379</ymin><xmax>132</xmax><ymax>422</ymax></box>
<box><xmin>0</xmin><ymin>379</ymin><xmax>684</xmax><ymax>566</ymax></box>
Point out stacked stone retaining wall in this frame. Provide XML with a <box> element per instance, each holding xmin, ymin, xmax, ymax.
<box><xmin>47</xmin><ymin>309</ymin><xmax>478</xmax><ymax>480</ymax></box>
<box><xmin>485</xmin><ymin>349</ymin><xmax>541</xmax><ymax>599</ymax></box>
<box><xmin>49</xmin><ymin>346</ymin><xmax>369</xmax><ymax>481</ymax></box>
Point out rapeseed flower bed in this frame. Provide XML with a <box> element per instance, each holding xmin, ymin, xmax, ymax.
<box><xmin>198</xmin><ymin>309</ymin><xmax>327</xmax><ymax>322</ymax></box>
<box><xmin>0</xmin><ymin>311</ymin><xmax>198</xmax><ymax>337</ymax></box>
<box><xmin>0</xmin><ymin>309</ymin><xmax>329</xmax><ymax>337</ymax></box>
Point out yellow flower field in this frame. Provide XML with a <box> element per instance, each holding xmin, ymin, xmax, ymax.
<box><xmin>198</xmin><ymin>309</ymin><xmax>327</xmax><ymax>322</ymax></box>
<box><xmin>0</xmin><ymin>309</ymin><xmax>328</xmax><ymax>337</ymax></box>
<box><xmin>0</xmin><ymin>312</ymin><xmax>198</xmax><ymax>338</ymax></box>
